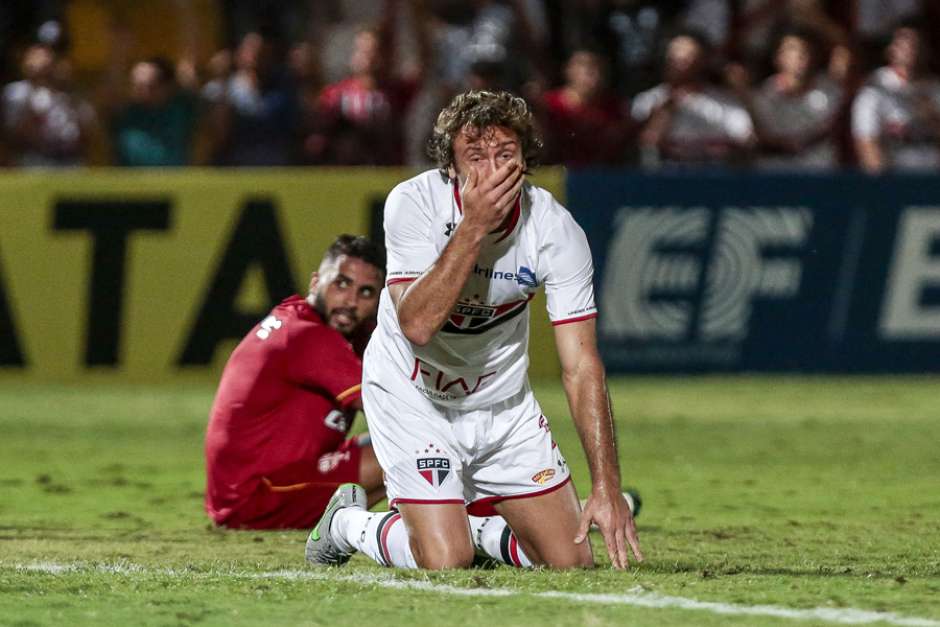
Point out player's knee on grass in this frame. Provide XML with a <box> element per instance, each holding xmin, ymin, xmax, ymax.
<box><xmin>538</xmin><ymin>541</ymin><xmax>595</xmax><ymax>569</ymax></box>
<box><xmin>495</xmin><ymin>482</ymin><xmax>594</xmax><ymax>569</ymax></box>
<box><xmin>409</xmin><ymin>535</ymin><xmax>475</xmax><ymax>570</ymax></box>
<box><xmin>399</xmin><ymin>503</ymin><xmax>475</xmax><ymax>569</ymax></box>
<box><xmin>512</xmin><ymin>528</ymin><xmax>594</xmax><ymax>569</ymax></box>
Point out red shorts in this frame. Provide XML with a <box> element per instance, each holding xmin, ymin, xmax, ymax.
<box><xmin>220</xmin><ymin>438</ymin><xmax>363</xmax><ymax>530</ymax></box>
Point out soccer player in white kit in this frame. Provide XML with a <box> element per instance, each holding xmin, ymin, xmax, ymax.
<box><xmin>306</xmin><ymin>90</ymin><xmax>643</xmax><ymax>570</ymax></box>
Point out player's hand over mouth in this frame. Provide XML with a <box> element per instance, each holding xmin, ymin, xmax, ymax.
<box><xmin>460</xmin><ymin>160</ymin><xmax>524</xmax><ymax>235</ymax></box>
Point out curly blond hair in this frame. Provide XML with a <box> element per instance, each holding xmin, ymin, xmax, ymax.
<box><xmin>427</xmin><ymin>90</ymin><xmax>542</xmax><ymax>175</ymax></box>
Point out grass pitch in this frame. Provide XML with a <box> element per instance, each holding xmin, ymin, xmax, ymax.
<box><xmin>1</xmin><ymin>376</ymin><xmax>938</xmax><ymax>626</ymax></box>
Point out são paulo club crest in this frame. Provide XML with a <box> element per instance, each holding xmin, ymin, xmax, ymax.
<box><xmin>417</xmin><ymin>458</ymin><xmax>450</xmax><ymax>487</ymax></box>
<box><xmin>416</xmin><ymin>445</ymin><xmax>451</xmax><ymax>487</ymax></box>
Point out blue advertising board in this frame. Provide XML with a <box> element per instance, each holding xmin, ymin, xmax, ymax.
<box><xmin>568</xmin><ymin>171</ymin><xmax>940</xmax><ymax>373</ymax></box>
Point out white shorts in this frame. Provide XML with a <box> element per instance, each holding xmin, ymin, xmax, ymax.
<box><xmin>362</xmin><ymin>377</ymin><xmax>571</xmax><ymax>516</ymax></box>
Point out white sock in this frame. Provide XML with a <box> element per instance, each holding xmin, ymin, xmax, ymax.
<box><xmin>468</xmin><ymin>516</ymin><xmax>532</xmax><ymax>567</ymax></box>
<box><xmin>332</xmin><ymin>508</ymin><xmax>418</xmax><ymax>568</ymax></box>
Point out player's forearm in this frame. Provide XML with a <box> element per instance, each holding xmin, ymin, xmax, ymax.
<box><xmin>396</xmin><ymin>222</ymin><xmax>487</xmax><ymax>345</ymax></box>
<box><xmin>564</xmin><ymin>363</ymin><xmax>622</xmax><ymax>492</ymax></box>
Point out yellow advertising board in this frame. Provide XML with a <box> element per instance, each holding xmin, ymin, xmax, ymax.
<box><xmin>0</xmin><ymin>168</ymin><xmax>564</xmax><ymax>381</ymax></box>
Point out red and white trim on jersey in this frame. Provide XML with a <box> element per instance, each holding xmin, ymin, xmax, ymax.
<box><xmin>386</xmin><ymin>277</ymin><xmax>416</xmax><ymax>286</ymax></box>
<box><xmin>453</xmin><ymin>179</ymin><xmax>522</xmax><ymax>243</ymax></box>
<box><xmin>551</xmin><ymin>312</ymin><xmax>598</xmax><ymax>327</ymax></box>
<box><xmin>465</xmin><ymin>476</ymin><xmax>572</xmax><ymax>517</ymax></box>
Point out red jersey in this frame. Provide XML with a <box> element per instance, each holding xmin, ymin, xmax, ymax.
<box><xmin>541</xmin><ymin>89</ymin><xmax>630</xmax><ymax>166</ymax></box>
<box><xmin>205</xmin><ymin>295</ymin><xmax>363</xmax><ymax>524</ymax></box>
<box><xmin>317</xmin><ymin>76</ymin><xmax>420</xmax><ymax>164</ymax></box>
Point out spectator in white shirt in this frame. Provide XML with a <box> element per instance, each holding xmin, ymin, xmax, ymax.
<box><xmin>2</xmin><ymin>43</ymin><xmax>96</xmax><ymax>167</ymax></box>
<box><xmin>852</xmin><ymin>20</ymin><xmax>940</xmax><ymax>173</ymax></box>
<box><xmin>632</xmin><ymin>29</ymin><xmax>754</xmax><ymax>167</ymax></box>
<box><xmin>728</xmin><ymin>26</ymin><xmax>844</xmax><ymax>170</ymax></box>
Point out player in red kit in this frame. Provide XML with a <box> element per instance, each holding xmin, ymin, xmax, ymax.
<box><xmin>205</xmin><ymin>235</ymin><xmax>386</xmax><ymax>529</ymax></box>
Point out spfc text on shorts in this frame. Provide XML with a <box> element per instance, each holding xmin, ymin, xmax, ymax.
<box><xmin>416</xmin><ymin>458</ymin><xmax>451</xmax><ymax>487</ymax></box>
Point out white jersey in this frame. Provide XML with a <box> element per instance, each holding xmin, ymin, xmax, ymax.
<box><xmin>1</xmin><ymin>80</ymin><xmax>95</xmax><ymax>167</ymax></box>
<box><xmin>852</xmin><ymin>67</ymin><xmax>940</xmax><ymax>171</ymax></box>
<box><xmin>631</xmin><ymin>84</ymin><xmax>754</xmax><ymax>165</ymax></box>
<box><xmin>752</xmin><ymin>74</ymin><xmax>842</xmax><ymax>171</ymax></box>
<box><xmin>366</xmin><ymin>169</ymin><xmax>596</xmax><ymax>410</ymax></box>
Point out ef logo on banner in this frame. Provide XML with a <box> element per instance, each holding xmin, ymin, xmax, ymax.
<box><xmin>599</xmin><ymin>206</ymin><xmax>812</xmax><ymax>342</ymax></box>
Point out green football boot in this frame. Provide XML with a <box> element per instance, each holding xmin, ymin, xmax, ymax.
<box><xmin>305</xmin><ymin>483</ymin><xmax>366</xmax><ymax>566</ymax></box>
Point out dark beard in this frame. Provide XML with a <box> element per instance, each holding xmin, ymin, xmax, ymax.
<box><xmin>314</xmin><ymin>292</ymin><xmax>357</xmax><ymax>335</ymax></box>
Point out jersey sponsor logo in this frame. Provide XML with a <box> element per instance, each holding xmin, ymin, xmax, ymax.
<box><xmin>473</xmin><ymin>263</ymin><xmax>517</xmax><ymax>282</ymax></box>
<box><xmin>531</xmin><ymin>468</ymin><xmax>556</xmax><ymax>485</ymax></box>
<box><xmin>416</xmin><ymin>457</ymin><xmax>451</xmax><ymax>487</ymax></box>
<box><xmin>255</xmin><ymin>315</ymin><xmax>282</xmax><ymax>340</ymax></box>
<box><xmin>318</xmin><ymin>450</ymin><xmax>350</xmax><ymax>474</ymax></box>
<box><xmin>471</xmin><ymin>263</ymin><xmax>539</xmax><ymax>287</ymax></box>
<box><xmin>410</xmin><ymin>357</ymin><xmax>497</xmax><ymax>399</ymax></box>
<box><xmin>516</xmin><ymin>266</ymin><xmax>538</xmax><ymax>287</ymax></box>
<box><xmin>323</xmin><ymin>409</ymin><xmax>348</xmax><ymax>432</ymax></box>
<box><xmin>443</xmin><ymin>294</ymin><xmax>534</xmax><ymax>334</ymax></box>
<box><xmin>444</xmin><ymin>221</ymin><xmax>456</xmax><ymax>237</ymax></box>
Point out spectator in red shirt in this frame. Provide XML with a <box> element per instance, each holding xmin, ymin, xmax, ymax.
<box><xmin>307</xmin><ymin>0</ymin><xmax>431</xmax><ymax>165</ymax></box>
<box><xmin>205</xmin><ymin>235</ymin><xmax>386</xmax><ymax>529</ymax></box>
<box><xmin>540</xmin><ymin>49</ymin><xmax>632</xmax><ymax>166</ymax></box>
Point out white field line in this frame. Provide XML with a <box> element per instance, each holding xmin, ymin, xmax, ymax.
<box><xmin>8</xmin><ymin>561</ymin><xmax>939</xmax><ymax>627</ymax></box>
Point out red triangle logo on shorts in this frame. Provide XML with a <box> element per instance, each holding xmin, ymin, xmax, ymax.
<box><xmin>419</xmin><ymin>470</ymin><xmax>434</xmax><ymax>485</ymax></box>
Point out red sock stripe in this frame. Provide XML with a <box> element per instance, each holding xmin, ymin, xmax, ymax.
<box><xmin>508</xmin><ymin>534</ymin><xmax>522</xmax><ymax>567</ymax></box>
<box><xmin>379</xmin><ymin>513</ymin><xmax>402</xmax><ymax>567</ymax></box>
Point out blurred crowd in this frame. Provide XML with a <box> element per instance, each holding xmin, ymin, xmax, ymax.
<box><xmin>2</xmin><ymin>0</ymin><xmax>940</xmax><ymax>173</ymax></box>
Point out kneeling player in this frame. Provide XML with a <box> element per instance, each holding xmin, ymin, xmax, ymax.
<box><xmin>306</xmin><ymin>91</ymin><xmax>643</xmax><ymax>569</ymax></box>
<box><xmin>205</xmin><ymin>235</ymin><xmax>386</xmax><ymax>529</ymax></box>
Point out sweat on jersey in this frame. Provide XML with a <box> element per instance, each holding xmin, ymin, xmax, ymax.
<box><xmin>365</xmin><ymin>169</ymin><xmax>597</xmax><ymax>411</ymax></box>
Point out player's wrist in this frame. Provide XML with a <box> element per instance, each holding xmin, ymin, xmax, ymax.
<box><xmin>454</xmin><ymin>217</ymin><xmax>489</xmax><ymax>242</ymax></box>
<box><xmin>590</xmin><ymin>474</ymin><xmax>622</xmax><ymax>497</ymax></box>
